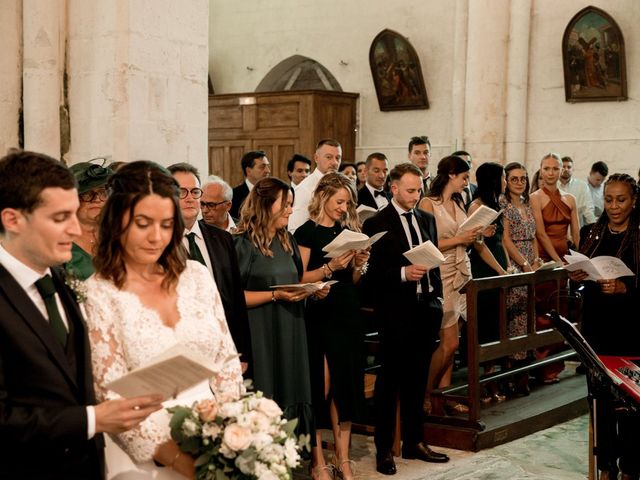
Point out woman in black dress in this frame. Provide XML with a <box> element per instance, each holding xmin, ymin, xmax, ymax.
<box><xmin>569</xmin><ymin>173</ymin><xmax>640</xmax><ymax>480</ymax></box>
<box><xmin>294</xmin><ymin>173</ymin><xmax>369</xmax><ymax>480</ymax></box>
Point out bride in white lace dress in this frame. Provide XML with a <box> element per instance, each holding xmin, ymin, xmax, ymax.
<box><xmin>84</xmin><ymin>161</ymin><xmax>243</xmax><ymax>479</ymax></box>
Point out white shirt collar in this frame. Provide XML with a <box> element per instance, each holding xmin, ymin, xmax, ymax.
<box><xmin>0</xmin><ymin>244</ymin><xmax>51</xmax><ymax>291</ymax></box>
<box><xmin>184</xmin><ymin>220</ymin><xmax>203</xmax><ymax>239</ymax></box>
<box><xmin>245</xmin><ymin>179</ymin><xmax>255</xmax><ymax>191</ymax></box>
<box><xmin>391</xmin><ymin>198</ymin><xmax>412</xmax><ymax>215</ymax></box>
<box><xmin>365</xmin><ymin>182</ymin><xmax>384</xmax><ymax>194</ymax></box>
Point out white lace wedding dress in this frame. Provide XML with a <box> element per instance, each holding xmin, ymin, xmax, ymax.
<box><xmin>84</xmin><ymin>261</ymin><xmax>244</xmax><ymax>479</ymax></box>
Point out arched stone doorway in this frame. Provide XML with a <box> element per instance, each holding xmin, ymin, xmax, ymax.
<box><xmin>255</xmin><ymin>55</ymin><xmax>343</xmax><ymax>92</ymax></box>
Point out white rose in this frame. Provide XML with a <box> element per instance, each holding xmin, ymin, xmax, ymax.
<box><xmin>258</xmin><ymin>470</ymin><xmax>278</xmax><ymax>480</ymax></box>
<box><xmin>181</xmin><ymin>418</ymin><xmax>199</xmax><ymax>437</ymax></box>
<box><xmin>219</xmin><ymin>400</ymin><xmax>244</xmax><ymax>419</ymax></box>
<box><xmin>223</xmin><ymin>423</ymin><xmax>253</xmax><ymax>451</ymax></box>
<box><xmin>256</xmin><ymin>398</ymin><xmax>283</xmax><ymax>418</ymax></box>
<box><xmin>251</xmin><ymin>432</ymin><xmax>274</xmax><ymax>450</ymax></box>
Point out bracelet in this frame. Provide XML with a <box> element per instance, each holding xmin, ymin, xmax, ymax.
<box><xmin>326</xmin><ymin>263</ymin><xmax>334</xmax><ymax>273</ymax></box>
<box><xmin>169</xmin><ymin>451</ymin><xmax>181</xmax><ymax>469</ymax></box>
<box><xmin>322</xmin><ymin>264</ymin><xmax>333</xmax><ymax>279</ymax></box>
<box><xmin>271</xmin><ymin>290</ymin><xmax>277</xmax><ymax>303</ymax></box>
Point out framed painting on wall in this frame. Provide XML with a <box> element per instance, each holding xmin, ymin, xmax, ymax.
<box><xmin>369</xmin><ymin>29</ymin><xmax>429</xmax><ymax>111</ymax></box>
<box><xmin>562</xmin><ymin>6</ymin><xmax>627</xmax><ymax>102</ymax></box>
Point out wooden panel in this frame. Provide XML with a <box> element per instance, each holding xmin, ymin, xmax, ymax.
<box><xmin>208</xmin><ymin>140</ymin><xmax>251</xmax><ymax>186</ymax></box>
<box><xmin>256</xmin><ymin>102</ymin><xmax>300</xmax><ymax>129</ymax></box>
<box><xmin>209</xmin><ymin>105</ymin><xmax>243</xmax><ymax>129</ymax></box>
<box><xmin>209</xmin><ymin>90</ymin><xmax>358</xmax><ymax>186</ymax></box>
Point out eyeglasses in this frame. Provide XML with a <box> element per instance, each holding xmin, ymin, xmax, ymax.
<box><xmin>179</xmin><ymin>188</ymin><xmax>203</xmax><ymax>199</ymax></box>
<box><xmin>200</xmin><ymin>200</ymin><xmax>231</xmax><ymax>210</ymax></box>
<box><xmin>79</xmin><ymin>188</ymin><xmax>108</xmax><ymax>203</ymax></box>
<box><xmin>508</xmin><ymin>176</ymin><xmax>528</xmax><ymax>184</ymax></box>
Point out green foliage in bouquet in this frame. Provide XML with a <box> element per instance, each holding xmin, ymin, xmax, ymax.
<box><xmin>168</xmin><ymin>389</ymin><xmax>309</xmax><ymax>480</ymax></box>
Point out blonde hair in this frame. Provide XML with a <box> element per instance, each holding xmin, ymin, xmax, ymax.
<box><xmin>234</xmin><ymin>177</ymin><xmax>293</xmax><ymax>257</ymax></box>
<box><xmin>308</xmin><ymin>172</ymin><xmax>361</xmax><ymax>232</ymax></box>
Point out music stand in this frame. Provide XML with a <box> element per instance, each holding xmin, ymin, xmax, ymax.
<box><xmin>546</xmin><ymin>310</ymin><xmax>624</xmax><ymax>479</ymax></box>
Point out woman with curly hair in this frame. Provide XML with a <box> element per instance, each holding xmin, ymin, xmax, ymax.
<box><xmin>294</xmin><ymin>172</ymin><xmax>369</xmax><ymax>480</ymax></box>
<box><xmin>233</xmin><ymin>177</ymin><xmax>317</xmax><ymax>442</ymax></box>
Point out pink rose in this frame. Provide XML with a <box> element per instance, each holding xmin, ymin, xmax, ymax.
<box><xmin>195</xmin><ymin>399</ymin><xmax>218</xmax><ymax>422</ymax></box>
<box><xmin>223</xmin><ymin>424</ymin><xmax>253</xmax><ymax>451</ymax></box>
<box><xmin>256</xmin><ymin>398</ymin><xmax>283</xmax><ymax>418</ymax></box>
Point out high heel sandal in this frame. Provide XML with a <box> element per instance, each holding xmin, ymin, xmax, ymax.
<box><xmin>310</xmin><ymin>463</ymin><xmax>335</xmax><ymax>480</ymax></box>
<box><xmin>444</xmin><ymin>401</ymin><xmax>469</xmax><ymax>415</ymax></box>
<box><xmin>334</xmin><ymin>458</ymin><xmax>356</xmax><ymax>480</ymax></box>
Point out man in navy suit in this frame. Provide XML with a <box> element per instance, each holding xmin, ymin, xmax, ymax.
<box><xmin>169</xmin><ymin>163</ymin><xmax>252</xmax><ymax>375</ymax></box>
<box><xmin>357</xmin><ymin>152</ymin><xmax>390</xmax><ymax>210</ymax></box>
<box><xmin>363</xmin><ymin>163</ymin><xmax>449</xmax><ymax>475</ymax></box>
<box><xmin>0</xmin><ymin>151</ymin><xmax>161</xmax><ymax>479</ymax></box>
<box><xmin>230</xmin><ymin>151</ymin><xmax>271</xmax><ymax>218</ymax></box>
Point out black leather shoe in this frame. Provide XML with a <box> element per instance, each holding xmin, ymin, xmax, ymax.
<box><xmin>401</xmin><ymin>442</ymin><xmax>450</xmax><ymax>463</ymax></box>
<box><xmin>376</xmin><ymin>452</ymin><xmax>397</xmax><ymax>475</ymax></box>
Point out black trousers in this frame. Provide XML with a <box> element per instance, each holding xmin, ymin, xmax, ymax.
<box><xmin>374</xmin><ymin>299</ymin><xmax>439</xmax><ymax>454</ymax></box>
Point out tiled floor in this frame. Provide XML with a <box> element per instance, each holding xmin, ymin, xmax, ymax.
<box><xmin>300</xmin><ymin>415</ymin><xmax>589</xmax><ymax>479</ymax></box>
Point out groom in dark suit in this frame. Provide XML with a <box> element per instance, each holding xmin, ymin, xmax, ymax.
<box><xmin>0</xmin><ymin>151</ymin><xmax>161</xmax><ymax>479</ymax></box>
<box><xmin>363</xmin><ymin>162</ymin><xmax>448</xmax><ymax>475</ymax></box>
<box><xmin>357</xmin><ymin>152</ymin><xmax>390</xmax><ymax>210</ymax></box>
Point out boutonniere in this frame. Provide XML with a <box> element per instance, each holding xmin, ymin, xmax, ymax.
<box><xmin>64</xmin><ymin>269</ymin><xmax>88</xmax><ymax>304</ymax></box>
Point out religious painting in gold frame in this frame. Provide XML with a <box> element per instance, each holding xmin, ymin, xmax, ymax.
<box><xmin>562</xmin><ymin>6</ymin><xmax>627</xmax><ymax>102</ymax></box>
<box><xmin>369</xmin><ymin>29</ymin><xmax>429</xmax><ymax>111</ymax></box>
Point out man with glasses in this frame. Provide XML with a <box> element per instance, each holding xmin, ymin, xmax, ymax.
<box><xmin>168</xmin><ymin>163</ymin><xmax>252</xmax><ymax>375</ymax></box>
<box><xmin>201</xmin><ymin>175</ymin><xmax>236</xmax><ymax>233</ymax></box>
<box><xmin>230</xmin><ymin>151</ymin><xmax>271</xmax><ymax>219</ymax></box>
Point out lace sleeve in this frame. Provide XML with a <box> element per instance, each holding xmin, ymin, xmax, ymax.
<box><xmin>191</xmin><ymin>263</ymin><xmax>245</xmax><ymax>401</ymax></box>
<box><xmin>84</xmin><ymin>278</ymin><xmax>170</xmax><ymax>463</ymax></box>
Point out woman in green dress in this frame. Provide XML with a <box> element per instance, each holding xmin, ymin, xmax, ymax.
<box><xmin>233</xmin><ymin>177</ymin><xmax>323</xmax><ymax>444</ymax></box>
<box><xmin>294</xmin><ymin>173</ymin><xmax>369</xmax><ymax>480</ymax></box>
<box><xmin>66</xmin><ymin>160</ymin><xmax>113</xmax><ymax>279</ymax></box>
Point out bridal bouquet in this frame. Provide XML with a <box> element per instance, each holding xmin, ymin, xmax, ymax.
<box><xmin>168</xmin><ymin>389</ymin><xmax>309</xmax><ymax>480</ymax></box>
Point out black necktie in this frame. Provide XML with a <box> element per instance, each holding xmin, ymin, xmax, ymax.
<box><xmin>374</xmin><ymin>190</ymin><xmax>385</xmax><ymax>197</ymax></box>
<box><xmin>186</xmin><ymin>232</ymin><xmax>206</xmax><ymax>266</ymax></box>
<box><xmin>402</xmin><ymin>211</ymin><xmax>420</xmax><ymax>247</ymax></box>
<box><xmin>34</xmin><ymin>275</ymin><xmax>68</xmax><ymax>347</ymax></box>
<box><xmin>463</xmin><ymin>187</ymin><xmax>471</xmax><ymax>204</ymax></box>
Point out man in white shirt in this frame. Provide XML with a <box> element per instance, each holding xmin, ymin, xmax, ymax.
<box><xmin>286</xmin><ymin>154</ymin><xmax>311</xmax><ymax>189</ymax></box>
<box><xmin>201</xmin><ymin>175</ymin><xmax>237</xmax><ymax>233</ymax></box>
<box><xmin>560</xmin><ymin>156</ymin><xmax>597</xmax><ymax>227</ymax></box>
<box><xmin>586</xmin><ymin>161</ymin><xmax>609</xmax><ymax>219</ymax></box>
<box><xmin>288</xmin><ymin>139</ymin><xmax>342</xmax><ymax>232</ymax></box>
<box><xmin>0</xmin><ymin>150</ymin><xmax>161</xmax><ymax>479</ymax></box>
<box><xmin>357</xmin><ymin>152</ymin><xmax>390</xmax><ymax>210</ymax></box>
<box><xmin>230</xmin><ymin>151</ymin><xmax>271</xmax><ymax>218</ymax></box>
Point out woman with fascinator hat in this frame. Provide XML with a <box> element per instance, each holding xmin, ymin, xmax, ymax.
<box><xmin>66</xmin><ymin>159</ymin><xmax>113</xmax><ymax>280</ymax></box>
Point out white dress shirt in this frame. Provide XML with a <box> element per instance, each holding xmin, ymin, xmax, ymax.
<box><xmin>587</xmin><ymin>179</ymin><xmax>604</xmax><ymax>219</ymax></box>
<box><xmin>182</xmin><ymin>221</ymin><xmax>214</xmax><ymax>276</ymax></box>
<box><xmin>245</xmin><ymin>179</ymin><xmax>255</xmax><ymax>191</ymax></box>
<box><xmin>288</xmin><ymin>168</ymin><xmax>325</xmax><ymax>233</ymax></box>
<box><xmin>365</xmin><ymin>183</ymin><xmax>389</xmax><ymax>209</ymax></box>
<box><xmin>0</xmin><ymin>244</ymin><xmax>96</xmax><ymax>439</ymax></box>
<box><xmin>559</xmin><ymin>177</ymin><xmax>597</xmax><ymax>227</ymax></box>
<box><xmin>390</xmin><ymin>199</ymin><xmax>424</xmax><ymax>292</ymax></box>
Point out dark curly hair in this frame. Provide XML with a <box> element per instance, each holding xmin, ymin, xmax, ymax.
<box><xmin>94</xmin><ymin>161</ymin><xmax>186</xmax><ymax>290</ymax></box>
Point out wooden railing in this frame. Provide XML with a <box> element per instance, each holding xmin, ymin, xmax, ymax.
<box><xmin>431</xmin><ymin>267</ymin><xmax>579</xmax><ymax>428</ymax></box>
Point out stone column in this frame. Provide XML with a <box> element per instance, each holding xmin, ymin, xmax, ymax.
<box><xmin>463</xmin><ymin>0</ymin><xmax>511</xmax><ymax>165</ymax></box>
<box><xmin>0</xmin><ymin>0</ymin><xmax>22</xmax><ymax>155</ymax></box>
<box><xmin>22</xmin><ymin>0</ymin><xmax>63</xmax><ymax>157</ymax></box>
<box><xmin>66</xmin><ymin>0</ymin><xmax>209</xmax><ymax>173</ymax></box>
<box><xmin>450</xmin><ymin>0</ymin><xmax>469</xmax><ymax>156</ymax></box>
<box><xmin>504</xmin><ymin>0</ymin><xmax>532</xmax><ymax>165</ymax></box>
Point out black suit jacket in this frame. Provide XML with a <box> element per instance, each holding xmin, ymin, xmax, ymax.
<box><xmin>199</xmin><ymin>221</ymin><xmax>252</xmax><ymax>371</ymax></box>
<box><xmin>357</xmin><ymin>185</ymin><xmax>389</xmax><ymax>209</ymax></box>
<box><xmin>0</xmin><ymin>265</ymin><xmax>104</xmax><ymax>479</ymax></box>
<box><xmin>230</xmin><ymin>182</ymin><xmax>250</xmax><ymax>219</ymax></box>
<box><xmin>362</xmin><ymin>203</ymin><xmax>443</xmax><ymax>336</ymax></box>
